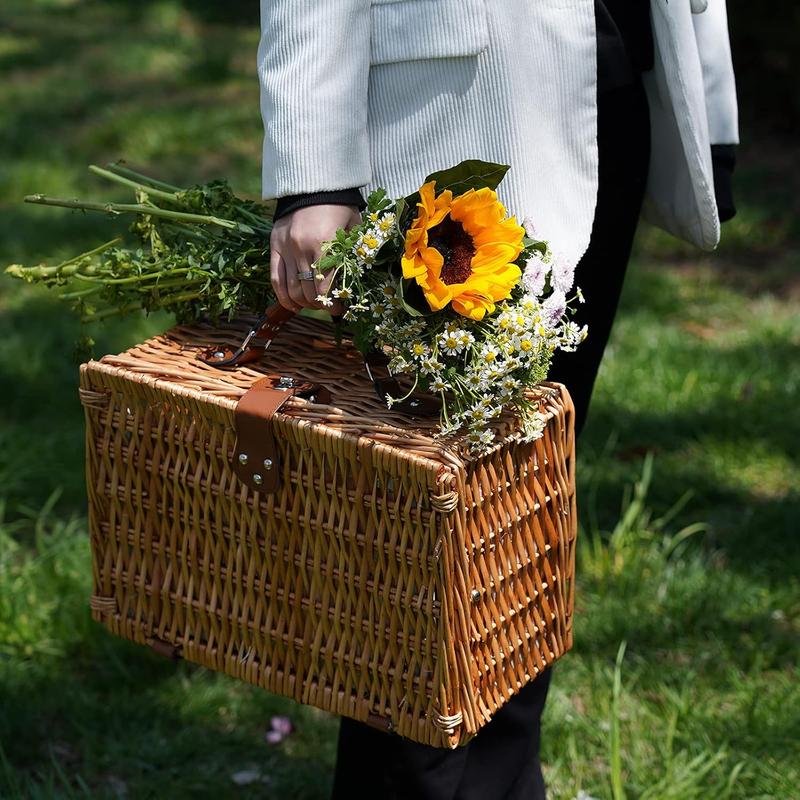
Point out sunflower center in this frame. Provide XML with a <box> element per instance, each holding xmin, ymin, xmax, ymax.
<box><xmin>428</xmin><ymin>215</ymin><xmax>475</xmax><ymax>285</ymax></box>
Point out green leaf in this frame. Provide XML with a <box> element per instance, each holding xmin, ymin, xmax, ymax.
<box><xmin>397</xmin><ymin>277</ymin><xmax>427</xmax><ymax>318</ymax></box>
<box><xmin>423</xmin><ymin>159</ymin><xmax>510</xmax><ymax>196</ymax></box>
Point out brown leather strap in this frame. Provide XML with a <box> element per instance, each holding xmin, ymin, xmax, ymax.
<box><xmin>199</xmin><ymin>303</ymin><xmax>439</xmax><ymax>419</ymax></box>
<box><xmin>233</xmin><ymin>375</ymin><xmax>330</xmax><ymax>493</ymax></box>
<box><xmin>198</xmin><ymin>304</ymin><xmax>295</xmax><ymax>368</ymax></box>
<box><xmin>364</xmin><ymin>349</ymin><xmax>441</xmax><ymax>417</ymax></box>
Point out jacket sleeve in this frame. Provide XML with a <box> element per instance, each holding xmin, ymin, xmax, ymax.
<box><xmin>258</xmin><ymin>0</ymin><xmax>372</xmax><ymax>200</ymax></box>
<box><xmin>273</xmin><ymin>188</ymin><xmax>366</xmax><ymax>221</ymax></box>
<box><xmin>692</xmin><ymin>0</ymin><xmax>739</xmax><ymax>146</ymax></box>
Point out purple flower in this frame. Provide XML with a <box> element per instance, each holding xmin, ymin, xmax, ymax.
<box><xmin>522</xmin><ymin>216</ymin><xmax>539</xmax><ymax>240</ymax></box>
<box><xmin>550</xmin><ymin>252</ymin><xmax>575</xmax><ymax>294</ymax></box>
<box><xmin>542</xmin><ymin>291</ymin><xmax>567</xmax><ymax>329</ymax></box>
<box><xmin>522</xmin><ymin>255</ymin><xmax>550</xmax><ymax>297</ymax></box>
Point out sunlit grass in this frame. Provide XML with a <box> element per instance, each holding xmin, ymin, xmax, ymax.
<box><xmin>1</xmin><ymin>0</ymin><xmax>798</xmax><ymax>797</ymax></box>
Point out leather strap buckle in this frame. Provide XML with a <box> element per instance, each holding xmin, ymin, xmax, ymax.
<box><xmin>232</xmin><ymin>375</ymin><xmax>330</xmax><ymax>494</ymax></box>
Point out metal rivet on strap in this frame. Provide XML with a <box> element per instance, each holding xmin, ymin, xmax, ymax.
<box><xmin>214</xmin><ymin>351</ymin><xmax>226</xmax><ymax>359</ymax></box>
<box><xmin>238</xmin><ymin>453</ymin><xmax>249</xmax><ymax>465</ymax></box>
<box><xmin>252</xmin><ymin>473</ymin><xmax>263</xmax><ymax>485</ymax></box>
<box><xmin>470</xmin><ymin>589</ymin><xmax>481</xmax><ymax>603</ymax></box>
<box><xmin>263</xmin><ymin>458</ymin><xmax>273</xmax><ymax>470</ymax></box>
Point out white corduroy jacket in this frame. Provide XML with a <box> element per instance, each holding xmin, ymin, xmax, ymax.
<box><xmin>257</xmin><ymin>0</ymin><xmax>738</xmax><ymax>265</ymax></box>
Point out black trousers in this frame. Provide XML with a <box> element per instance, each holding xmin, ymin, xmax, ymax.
<box><xmin>331</xmin><ymin>79</ymin><xmax>651</xmax><ymax>800</ymax></box>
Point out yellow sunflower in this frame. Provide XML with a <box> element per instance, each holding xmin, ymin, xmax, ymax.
<box><xmin>400</xmin><ymin>181</ymin><xmax>525</xmax><ymax>321</ymax></box>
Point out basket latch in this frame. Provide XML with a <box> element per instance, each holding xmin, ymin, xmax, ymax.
<box><xmin>233</xmin><ymin>375</ymin><xmax>329</xmax><ymax>494</ymax></box>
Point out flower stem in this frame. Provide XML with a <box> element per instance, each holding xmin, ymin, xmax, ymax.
<box><xmin>24</xmin><ymin>194</ymin><xmax>250</xmax><ymax>232</ymax></box>
<box><xmin>88</xmin><ymin>164</ymin><xmax>180</xmax><ymax>204</ymax></box>
<box><xmin>104</xmin><ymin>162</ymin><xmax>184</xmax><ymax>193</ymax></box>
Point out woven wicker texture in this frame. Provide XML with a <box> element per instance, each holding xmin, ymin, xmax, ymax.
<box><xmin>80</xmin><ymin>313</ymin><xmax>576</xmax><ymax>747</ymax></box>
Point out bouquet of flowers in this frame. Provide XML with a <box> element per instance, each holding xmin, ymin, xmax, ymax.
<box><xmin>7</xmin><ymin>160</ymin><xmax>586</xmax><ymax>452</ymax></box>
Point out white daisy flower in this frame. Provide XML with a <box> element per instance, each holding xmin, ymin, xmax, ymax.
<box><xmin>316</xmin><ymin>294</ymin><xmax>333</xmax><ymax>307</ymax></box>
<box><xmin>439</xmin><ymin>330</ymin><xmax>467</xmax><ymax>355</ymax></box>
<box><xmin>477</xmin><ymin>344</ymin><xmax>501</xmax><ymax>366</ymax></box>
<box><xmin>466</xmin><ymin>404</ymin><xmax>488</xmax><ymax>424</ymax></box>
<box><xmin>512</xmin><ymin>333</ymin><xmax>538</xmax><ymax>357</ymax></box>
<box><xmin>465</xmin><ymin>371</ymin><xmax>487</xmax><ymax>391</ymax></box>
<box><xmin>388</xmin><ymin>355</ymin><xmax>412</xmax><ymax>374</ymax></box>
<box><xmin>521</xmin><ymin>410</ymin><xmax>547</xmax><ymax>442</ymax></box>
<box><xmin>378</xmin><ymin>280</ymin><xmax>397</xmax><ymax>298</ymax></box>
<box><xmin>409</xmin><ymin>341</ymin><xmax>430</xmax><ymax>360</ymax></box>
<box><xmin>430</xmin><ymin>376</ymin><xmax>449</xmax><ymax>393</ymax></box>
<box><xmin>377</xmin><ymin>212</ymin><xmax>397</xmax><ymax>234</ymax></box>
<box><xmin>457</xmin><ymin>330</ymin><xmax>476</xmax><ymax>349</ymax></box>
<box><xmin>420</xmin><ymin>357</ymin><xmax>443</xmax><ymax>375</ymax></box>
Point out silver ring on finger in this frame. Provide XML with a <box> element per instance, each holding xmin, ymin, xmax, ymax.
<box><xmin>296</xmin><ymin>270</ymin><xmax>316</xmax><ymax>281</ymax></box>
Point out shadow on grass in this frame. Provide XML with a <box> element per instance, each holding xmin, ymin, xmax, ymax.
<box><xmin>2</xmin><ymin>633</ymin><xmax>335</xmax><ymax>798</ymax></box>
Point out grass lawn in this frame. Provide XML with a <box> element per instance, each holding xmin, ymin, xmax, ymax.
<box><xmin>1</xmin><ymin>1</ymin><xmax>799</xmax><ymax>798</ymax></box>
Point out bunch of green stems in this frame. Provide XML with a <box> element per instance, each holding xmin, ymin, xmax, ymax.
<box><xmin>6</xmin><ymin>163</ymin><xmax>276</xmax><ymax>323</ymax></box>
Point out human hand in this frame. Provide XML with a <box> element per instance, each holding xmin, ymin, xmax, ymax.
<box><xmin>270</xmin><ymin>204</ymin><xmax>362</xmax><ymax>313</ymax></box>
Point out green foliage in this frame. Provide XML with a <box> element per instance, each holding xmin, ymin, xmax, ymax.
<box><xmin>5</xmin><ymin>164</ymin><xmax>275</xmax><ymax>327</ymax></box>
<box><xmin>1</xmin><ymin>0</ymin><xmax>798</xmax><ymax>797</ymax></box>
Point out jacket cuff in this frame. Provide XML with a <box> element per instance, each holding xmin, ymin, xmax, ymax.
<box><xmin>273</xmin><ymin>189</ymin><xmax>366</xmax><ymax>222</ymax></box>
<box><xmin>711</xmin><ymin>144</ymin><xmax>737</xmax><ymax>223</ymax></box>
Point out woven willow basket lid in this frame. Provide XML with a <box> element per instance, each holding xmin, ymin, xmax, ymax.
<box><xmin>89</xmin><ymin>313</ymin><xmax>564</xmax><ymax>470</ymax></box>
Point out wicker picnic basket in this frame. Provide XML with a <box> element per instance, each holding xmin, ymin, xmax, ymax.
<box><xmin>79</xmin><ymin>310</ymin><xmax>577</xmax><ymax>748</ymax></box>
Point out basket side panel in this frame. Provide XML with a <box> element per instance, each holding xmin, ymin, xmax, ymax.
<box><xmin>463</xmin><ymin>386</ymin><xmax>577</xmax><ymax>727</ymax></box>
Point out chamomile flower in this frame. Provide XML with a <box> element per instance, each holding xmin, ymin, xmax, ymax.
<box><xmin>388</xmin><ymin>355</ymin><xmax>413</xmax><ymax>374</ymax></box>
<box><xmin>430</xmin><ymin>376</ymin><xmax>450</xmax><ymax>393</ymax></box>
<box><xmin>521</xmin><ymin>410</ymin><xmax>547</xmax><ymax>442</ymax></box>
<box><xmin>502</xmin><ymin>375</ymin><xmax>520</xmax><ymax>393</ymax></box>
<box><xmin>316</xmin><ymin>294</ymin><xmax>333</xmax><ymax>307</ymax></box>
<box><xmin>512</xmin><ymin>333</ymin><xmax>538</xmax><ymax>358</ymax></box>
<box><xmin>354</xmin><ymin>231</ymin><xmax>382</xmax><ymax>266</ymax></box>
<box><xmin>439</xmin><ymin>329</ymin><xmax>467</xmax><ymax>355</ymax></box>
<box><xmin>409</xmin><ymin>341</ymin><xmax>430</xmax><ymax>360</ymax></box>
<box><xmin>370</xmin><ymin>301</ymin><xmax>390</xmax><ymax>318</ymax></box>
<box><xmin>419</xmin><ymin>356</ymin><xmax>443</xmax><ymax>375</ymax></box>
<box><xmin>457</xmin><ymin>330</ymin><xmax>476</xmax><ymax>349</ymax></box>
<box><xmin>466</xmin><ymin>404</ymin><xmax>488</xmax><ymax>424</ymax></box>
<box><xmin>332</xmin><ymin>287</ymin><xmax>352</xmax><ymax>301</ymax></box>
<box><xmin>376</xmin><ymin>212</ymin><xmax>397</xmax><ymax>234</ymax></box>
<box><xmin>378</xmin><ymin>280</ymin><xmax>397</xmax><ymax>298</ymax></box>
<box><xmin>477</xmin><ymin>344</ymin><xmax>501</xmax><ymax>366</ymax></box>
<box><xmin>484</xmin><ymin>365</ymin><xmax>504</xmax><ymax>382</ymax></box>
<box><xmin>464</xmin><ymin>371</ymin><xmax>487</xmax><ymax>391</ymax></box>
